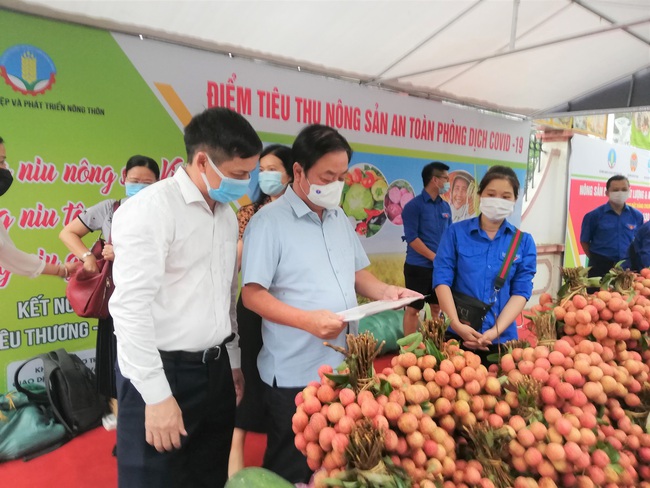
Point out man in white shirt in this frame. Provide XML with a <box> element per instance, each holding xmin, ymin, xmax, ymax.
<box><xmin>109</xmin><ymin>108</ymin><xmax>262</xmax><ymax>488</ymax></box>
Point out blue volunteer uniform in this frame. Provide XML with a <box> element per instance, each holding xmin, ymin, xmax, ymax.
<box><xmin>580</xmin><ymin>203</ymin><xmax>643</xmax><ymax>275</ymax></box>
<box><xmin>631</xmin><ymin>220</ymin><xmax>650</xmax><ymax>271</ymax></box>
<box><xmin>402</xmin><ymin>190</ymin><xmax>452</xmax><ymax>268</ymax></box>
<box><xmin>433</xmin><ymin>217</ymin><xmax>536</xmax><ymax>343</ymax></box>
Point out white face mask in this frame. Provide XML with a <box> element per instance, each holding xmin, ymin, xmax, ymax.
<box><xmin>480</xmin><ymin>197</ymin><xmax>515</xmax><ymax>222</ymax></box>
<box><xmin>302</xmin><ymin>177</ymin><xmax>344</xmax><ymax>209</ymax></box>
<box><xmin>609</xmin><ymin>190</ymin><xmax>629</xmax><ymax>206</ymax></box>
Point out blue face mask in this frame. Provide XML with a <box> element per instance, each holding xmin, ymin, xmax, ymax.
<box><xmin>201</xmin><ymin>155</ymin><xmax>250</xmax><ymax>204</ymax></box>
<box><xmin>441</xmin><ymin>182</ymin><xmax>450</xmax><ymax>194</ymax></box>
<box><xmin>258</xmin><ymin>171</ymin><xmax>287</xmax><ymax>197</ymax></box>
<box><xmin>125</xmin><ymin>182</ymin><xmax>150</xmax><ymax>197</ymax></box>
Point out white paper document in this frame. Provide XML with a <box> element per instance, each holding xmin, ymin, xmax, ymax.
<box><xmin>336</xmin><ymin>296</ymin><xmax>422</xmax><ymax>322</ymax></box>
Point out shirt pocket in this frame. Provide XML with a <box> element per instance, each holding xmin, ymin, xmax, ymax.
<box><xmin>456</xmin><ymin>246</ymin><xmax>485</xmax><ymax>286</ymax></box>
<box><xmin>498</xmin><ymin>251</ymin><xmax>523</xmax><ymax>277</ymax></box>
<box><xmin>599</xmin><ymin>219</ymin><xmax>617</xmax><ymax>230</ymax></box>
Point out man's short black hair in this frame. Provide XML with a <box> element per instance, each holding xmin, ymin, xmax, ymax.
<box><xmin>184</xmin><ymin>107</ymin><xmax>262</xmax><ymax>164</ymax></box>
<box><xmin>606</xmin><ymin>174</ymin><xmax>629</xmax><ymax>190</ymax></box>
<box><xmin>292</xmin><ymin>124</ymin><xmax>352</xmax><ymax>173</ymax></box>
<box><xmin>0</xmin><ymin>136</ymin><xmax>4</xmax><ymax>144</ymax></box>
<box><xmin>422</xmin><ymin>161</ymin><xmax>450</xmax><ymax>187</ymax></box>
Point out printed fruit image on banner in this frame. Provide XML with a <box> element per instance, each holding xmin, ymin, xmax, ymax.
<box><xmin>342</xmin><ymin>163</ymin><xmax>388</xmax><ymax>238</ymax></box>
<box><xmin>384</xmin><ymin>179</ymin><xmax>415</xmax><ymax>226</ymax></box>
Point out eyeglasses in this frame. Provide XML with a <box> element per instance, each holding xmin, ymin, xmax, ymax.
<box><xmin>435</xmin><ymin>175</ymin><xmax>450</xmax><ymax>181</ymax></box>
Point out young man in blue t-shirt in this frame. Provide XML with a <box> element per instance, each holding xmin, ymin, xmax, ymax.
<box><xmin>580</xmin><ymin>174</ymin><xmax>643</xmax><ymax>277</ymax></box>
<box><xmin>401</xmin><ymin>162</ymin><xmax>452</xmax><ymax>335</ymax></box>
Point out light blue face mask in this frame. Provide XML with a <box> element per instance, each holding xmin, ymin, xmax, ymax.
<box><xmin>201</xmin><ymin>155</ymin><xmax>250</xmax><ymax>204</ymax></box>
<box><xmin>258</xmin><ymin>170</ymin><xmax>287</xmax><ymax>197</ymax></box>
<box><xmin>441</xmin><ymin>182</ymin><xmax>450</xmax><ymax>194</ymax></box>
<box><xmin>125</xmin><ymin>182</ymin><xmax>150</xmax><ymax>197</ymax></box>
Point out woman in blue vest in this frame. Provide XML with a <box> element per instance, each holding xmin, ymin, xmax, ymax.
<box><xmin>434</xmin><ymin>165</ymin><xmax>536</xmax><ymax>364</ymax></box>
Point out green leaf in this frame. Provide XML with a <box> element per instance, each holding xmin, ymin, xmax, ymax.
<box><xmin>324</xmin><ymin>372</ymin><xmax>351</xmax><ymax>387</ymax></box>
<box><xmin>609</xmin><ymin>463</ymin><xmax>625</xmax><ymax>474</ymax></box>
<box><xmin>427</xmin><ymin>341</ymin><xmax>445</xmax><ymax>363</ymax></box>
<box><xmin>323</xmin><ymin>478</ymin><xmax>346</xmax><ymax>487</ymax></box>
<box><xmin>336</xmin><ymin>361</ymin><xmax>349</xmax><ymax>373</ymax></box>
<box><xmin>413</xmin><ymin>347</ymin><xmax>425</xmax><ymax>357</ymax></box>
<box><xmin>485</xmin><ymin>430</ymin><xmax>494</xmax><ymax>448</ymax></box>
<box><xmin>378</xmin><ymin>378</ymin><xmax>394</xmax><ymax>396</ymax></box>
<box><xmin>397</xmin><ymin>332</ymin><xmax>422</xmax><ymax>347</ymax></box>
<box><xmin>486</xmin><ymin>353</ymin><xmax>501</xmax><ymax>363</ymax></box>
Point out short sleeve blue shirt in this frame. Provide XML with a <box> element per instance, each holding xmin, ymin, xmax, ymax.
<box><xmin>241</xmin><ymin>186</ymin><xmax>370</xmax><ymax>388</ymax></box>
<box><xmin>402</xmin><ymin>190</ymin><xmax>452</xmax><ymax>268</ymax></box>
<box><xmin>433</xmin><ymin>217</ymin><xmax>537</xmax><ymax>343</ymax></box>
<box><xmin>580</xmin><ymin>203</ymin><xmax>644</xmax><ymax>261</ymax></box>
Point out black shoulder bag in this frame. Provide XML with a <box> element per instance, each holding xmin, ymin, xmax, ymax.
<box><xmin>452</xmin><ymin>229</ymin><xmax>523</xmax><ymax>331</ymax></box>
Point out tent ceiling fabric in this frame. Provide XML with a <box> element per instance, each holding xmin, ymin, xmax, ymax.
<box><xmin>2</xmin><ymin>0</ymin><xmax>650</xmax><ymax>118</ymax></box>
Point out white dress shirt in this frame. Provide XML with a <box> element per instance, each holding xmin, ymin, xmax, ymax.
<box><xmin>0</xmin><ymin>225</ymin><xmax>46</xmax><ymax>277</ymax></box>
<box><xmin>109</xmin><ymin>168</ymin><xmax>240</xmax><ymax>405</ymax></box>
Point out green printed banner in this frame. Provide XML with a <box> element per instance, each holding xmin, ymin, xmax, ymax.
<box><xmin>0</xmin><ymin>11</ymin><xmax>185</xmax><ymax>393</ymax></box>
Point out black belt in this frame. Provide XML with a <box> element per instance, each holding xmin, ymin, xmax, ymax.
<box><xmin>159</xmin><ymin>333</ymin><xmax>235</xmax><ymax>364</ymax></box>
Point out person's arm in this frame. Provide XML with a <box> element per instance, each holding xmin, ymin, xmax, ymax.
<box><xmin>235</xmin><ymin>206</ymin><xmax>253</xmax><ymax>271</ymax></box>
<box><xmin>432</xmin><ymin>227</ymin><xmax>483</xmax><ymax>344</ymax></box>
<box><xmin>402</xmin><ymin>200</ymin><xmax>435</xmax><ymax>261</ymax></box>
<box><xmin>408</xmin><ymin>238</ymin><xmax>435</xmax><ymax>261</ymax></box>
<box><xmin>109</xmin><ymin>196</ymin><xmax>184</xmax><ymax>452</ymax></box>
<box><xmin>236</xmin><ymin>239</ymin><xmax>244</xmax><ymax>272</ymax></box>
<box><xmin>435</xmin><ymin>284</ymin><xmax>484</xmax><ymax>347</ymax></box>
<box><xmin>354</xmin><ymin>269</ymin><xmax>422</xmax><ymax>301</ymax></box>
<box><xmin>226</xmin><ymin>242</ymin><xmax>244</xmax><ymax>405</ymax></box>
<box><xmin>241</xmin><ymin>210</ymin><xmax>346</xmax><ymax>339</ymax></box>
<box><xmin>637</xmin><ymin>226</ymin><xmax>650</xmax><ymax>269</ymax></box>
<box><xmin>59</xmin><ymin>216</ymin><xmax>98</xmax><ymax>273</ymax></box>
<box><xmin>0</xmin><ymin>225</ymin><xmax>69</xmax><ymax>277</ymax></box>
<box><xmin>242</xmin><ymin>283</ymin><xmax>346</xmax><ymax>339</ymax></box>
<box><xmin>481</xmin><ymin>295</ymin><xmax>527</xmax><ymax>344</ymax></box>
<box><xmin>483</xmin><ymin>233</ymin><xmax>537</xmax><ymax>344</ymax></box>
<box><xmin>580</xmin><ymin>211</ymin><xmax>594</xmax><ymax>258</ymax></box>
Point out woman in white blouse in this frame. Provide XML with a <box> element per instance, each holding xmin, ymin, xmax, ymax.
<box><xmin>0</xmin><ymin>137</ymin><xmax>72</xmax><ymax>279</ymax></box>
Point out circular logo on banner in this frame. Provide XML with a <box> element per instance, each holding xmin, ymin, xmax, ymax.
<box><xmin>630</xmin><ymin>153</ymin><xmax>638</xmax><ymax>172</ymax></box>
<box><xmin>0</xmin><ymin>45</ymin><xmax>57</xmax><ymax>96</ymax></box>
<box><xmin>607</xmin><ymin>149</ymin><xmax>617</xmax><ymax>169</ymax></box>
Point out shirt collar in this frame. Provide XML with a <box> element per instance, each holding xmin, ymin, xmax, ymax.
<box><xmin>605</xmin><ymin>202</ymin><xmax>630</xmax><ymax>214</ymax></box>
<box><xmin>421</xmin><ymin>189</ymin><xmax>440</xmax><ymax>203</ymax></box>
<box><xmin>285</xmin><ymin>185</ymin><xmax>340</xmax><ymax>220</ymax></box>
<box><xmin>469</xmin><ymin>216</ymin><xmax>516</xmax><ymax>237</ymax></box>
<box><xmin>174</xmin><ymin>166</ymin><xmax>211</xmax><ymax>211</ymax></box>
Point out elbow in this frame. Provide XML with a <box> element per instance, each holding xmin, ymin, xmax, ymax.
<box><xmin>241</xmin><ymin>285</ymin><xmax>253</xmax><ymax>310</ymax></box>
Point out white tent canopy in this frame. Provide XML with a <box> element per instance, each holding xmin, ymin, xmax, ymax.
<box><xmin>2</xmin><ymin>0</ymin><xmax>650</xmax><ymax>118</ymax></box>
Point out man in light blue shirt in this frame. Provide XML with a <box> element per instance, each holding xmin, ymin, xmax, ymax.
<box><xmin>241</xmin><ymin>124</ymin><xmax>419</xmax><ymax>484</ymax></box>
